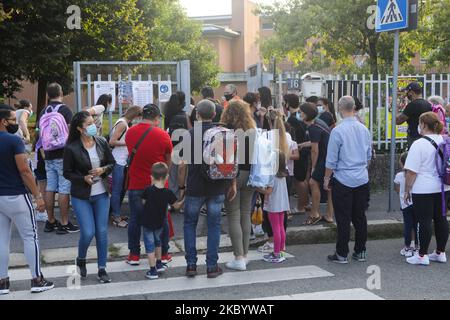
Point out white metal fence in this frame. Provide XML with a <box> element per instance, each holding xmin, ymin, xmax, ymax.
<box><xmin>275</xmin><ymin>73</ymin><xmax>450</xmax><ymax>150</ymax></box>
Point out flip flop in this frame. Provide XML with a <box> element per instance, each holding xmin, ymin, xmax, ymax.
<box><xmin>302</xmin><ymin>216</ymin><xmax>321</xmax><ymax>226</ymax></box>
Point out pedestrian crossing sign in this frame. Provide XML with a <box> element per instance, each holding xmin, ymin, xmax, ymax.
<box><xmin>376</xmin><ymin>0</ymin><xmax>409</xmax><ymax>32</ymax></box>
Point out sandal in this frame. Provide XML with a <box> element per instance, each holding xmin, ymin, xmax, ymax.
<box><xmin>321</xmin><ymin>216</ymin><xmax>334</xmax><ymax>224</ymax></box>
<box><xmin>112</xmin><ymin>217</ymin><xmax>128</xmax><ymax>228</ymax></box>
<box><xmin>302</xmin><ymin>216</ymin><xmax>321</xmax><ymax>226</ymax></box>
<box><xmin>120</xmin><ymin>216</ymin><xmax>129</xmax><ymax>221</ymax></box>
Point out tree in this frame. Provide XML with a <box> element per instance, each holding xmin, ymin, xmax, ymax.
<box><xmin>259</xmin><ymin>0</ymin><xmax>418</xmax><ymax>75</ymax></box>
<box><xmin>138</xmin><ymin>0</ymin><xmax>220</xmax><ymax>92</ymax></box>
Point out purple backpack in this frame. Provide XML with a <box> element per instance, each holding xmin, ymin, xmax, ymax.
<box><xmin>425</xmin><ymin>136</ymin><xmax>450</xmax><ymax>216</ymax></box>
<box><xmin>39</xmin><ymin>105</ymin><xmax>69</xmax><ymax>151</ymax></box>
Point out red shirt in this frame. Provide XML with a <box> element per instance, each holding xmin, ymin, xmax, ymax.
<box><xmin>125</xmin><ymin>123</ymin><xmax>173</xmax><ymax>190</ymax></box>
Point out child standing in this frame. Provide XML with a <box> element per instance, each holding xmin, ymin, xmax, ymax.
<box><xmin>141</xmin><ymin>162</ymin><xmax>183</xmax><ymax>279</ymax></box>
<box><xmin>394</xmin><ymin>152</ymin><xmax>418</xmax><ymax>257</ymax></box>
<box><xmin>258</xmin><ymin>152</ymin><xmax>290</xmax><ymax>263</ymax></box>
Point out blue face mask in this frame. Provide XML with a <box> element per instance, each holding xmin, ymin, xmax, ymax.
<box><xmin>446</xmin><ymin>117</ymin><xmax>450</xmax><ymax>124</ymax></box>
<box><xmin>296</xmin><ymin>112</ymin><xmax>302</xmax><ymax>121</ymax></box>
<box><xmin>85</xmin><ymin>124</ymin><xmax>97</xmax><ymax>137</ymax></box>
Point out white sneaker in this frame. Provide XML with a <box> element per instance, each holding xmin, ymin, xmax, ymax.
<box><xmin>258</xmin><ymin>241</ymin><xmax>274</xmax><ymax>253</ymax></box>
<box><xmin>429</xmin><ymin>251</ymin><xmax>447</xmax><ymax>263</ymax></box>
<box><xmin>35</xmin><ymin>211</ymin><xmax>48</xmax><ymax>222</ymax></box>
<box><xmin>225</xmin><ymin>259</ymin><xmax>246</xmax><ymax>271</ymax></box>
<box><xmin>249</xmin><ymin>233</ymin><xmax>256</xmax><ymax>240</ymax></box>
<box><xmin>253</xmin><ymin>225</ymin><xmax>265</xmax><ymax>237</ymax></box>
<box><xmin>400</xmin><ymin>247</ymin><xmax>414</xmax><ymax>257</ymax></box>
<box><xmin>406</xmin><ymin>253</ymin><xmax>430</xmax><ymax>266</ymax></box>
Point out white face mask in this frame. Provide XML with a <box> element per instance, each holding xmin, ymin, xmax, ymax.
<box><xmin>317</xmin><ymin>106</ymin><xmax>324</xmax><ymax>114</ymax></box>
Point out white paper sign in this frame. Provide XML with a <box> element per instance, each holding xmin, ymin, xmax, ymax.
<box><xmin>118</xmin><ymin>81</ymin><xmax>133</xmax><ymax>106</ymax></box>
<box><xmin>93</xmin><ymin>81</ymin><xmax>116</xmax><ymax>111</ymax></box>
<box><xmin>132</xmin><ymin>81</ymin><xmax>154</xmax><ymax>107</ymax></box>
<box><xmin>158</xmin><ymin>81</ymin><xmax>172</xmax><ymax>102</ymax></box>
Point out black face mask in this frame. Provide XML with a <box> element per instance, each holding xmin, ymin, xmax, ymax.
<box><xmin>6</xmin><ymin>123</ymin><xmax>19</xmax><ymax>134</ymax></box>
<box><xmin>224</xmin><ymin>94</ymin><xmax>234</xmax><ymax>102</ymax></box>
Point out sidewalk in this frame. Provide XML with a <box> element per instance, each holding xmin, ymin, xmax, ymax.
<box><xmin>9</xmin><ymin>191</ymin><xmax>409</xmax><ymax>267</ymax></box>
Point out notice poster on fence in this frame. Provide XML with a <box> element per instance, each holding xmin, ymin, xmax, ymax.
<box><xmin>94</xmin><ymin>81</ymin><xmax>116</xmax><ymax>112</ymax></box>
<box><xmin>132</xmin><ymin>81</ymin><xmax>154</xmax><ymax>107</ymax></box>
<box><xmin>158</xmin><ymin>81</ymin><xmax>172</xmax><ymax>102</ymax></box>
<box><xmin>118</xmin><ymin>81</ymin><xmax>134</xmax><ymax>106</ymax></box>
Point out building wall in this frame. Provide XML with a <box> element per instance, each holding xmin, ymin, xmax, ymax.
<box><xmin>205</xmin><ymin>37</ymin><xmax>234</xmax><ymax>73</ymax></box>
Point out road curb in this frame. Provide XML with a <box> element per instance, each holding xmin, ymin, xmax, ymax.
<box><xmin>9</xmin><ymin>219</ymin><xmax>409</xmax><ymax>268</ymax></box>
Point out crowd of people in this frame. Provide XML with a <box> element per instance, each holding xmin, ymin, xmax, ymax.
<box><xmin>0</xmin><ymin>80</ymin><xmax>449</xmax><ymax>295</ymax></box>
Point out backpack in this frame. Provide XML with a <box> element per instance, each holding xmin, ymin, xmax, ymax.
<box><xmin>431</xmin><ymin>104</ymin><xmax>447</xmax><ymax>135</ymax></box>
<box><xmin>39</xmin><ymin>105</ymin><xmax>69</xmax><ymax>151</ymax></box>
<box><xmin>202</xmin><ymin>126</ymin><xmax>239</xmax><ymax>181</ymax></box>
<box><xmin>423</xmin><ymin>136</ymin><xmax>450</xmax><ymax>216</ymax></box>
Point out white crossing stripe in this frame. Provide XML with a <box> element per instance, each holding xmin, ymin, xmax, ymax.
<box><xmin>1</xmin><ymin>266</ymin><xmax>333</xmax><ymax>300</ymax></box>
<box><xmin>8</xmin><ymin>250</ymin><xmax>294</xmax><ymax>282</ymax></box>
<box><xmin>252</xmin><ymin>288</ymin><xmax>384</xmax><ymax>300</ymax></box>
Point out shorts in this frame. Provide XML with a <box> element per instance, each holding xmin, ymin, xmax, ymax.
<box><xmin>45</xmin><ymin>159</ymin><xmax>71</xmax><ymax>194</ymax></box>
<box><xmin>143</xmin><ymin>227</ymin><xmax>163</xmax><ymax>254</ymax></box>
<box><xmin>294</xmin><ymin>158</ymin><xmax>308</xmax><ymax>182</ymax></box>
<box><xmin>34</xmin><ymin>158</ymin><xmax>47</xmax><ymax>182</ymax></box>
<box><xmin>311</xmin><ymin>160</ymin><xmax>326</xmax><ymax>183</ymax></box>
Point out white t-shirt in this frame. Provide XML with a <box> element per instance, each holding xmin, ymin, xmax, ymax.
<box><xmin>404</xmin><ymin>134</ymin><xmax>450</xmax><ymax>194</ymax></box>
<box><xmin>394</xmin><ymin>171</ymin><xmax>412</xmax><ymax>209</ymax></box>
<box><xmin>264</xmin><ymin>176</ymin><xmax>290</xmax><ymax>213</ymax></box>
<box><xmin>286</xmin><ymin>132</ymin><xmax>297</xmax><ymax>177</ymax></box>
<box><xmin>111</xmin><ymin>119</ymin><xmax>129</xmax><ymax>166</ymax></box>
<box><xmin>86</xmin><ymin>145</ymin><xmax>107</xmax><ymax>197</ymax></box>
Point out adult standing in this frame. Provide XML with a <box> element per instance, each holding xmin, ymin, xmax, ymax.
<box><xmin>85</xmin><ymin>94</ymin><xmax>111</xmax><ymax>136</ymax></box>
<box><xmin>299</xmin><ymin>103</ymin><xmax>333</xmax><ymax>225</ymax></box>
<box><xmin>243</xmin><ymin>92</ymin><xmax>267</xmax><ymax>129</ymax></box>
<box><xmin>0</xmin><ymin>104</ymin><xmax>54</xmax><ymax>294</ymax></box>
<box><xmin>223</xmin><ymin>84</ymin><xmax>240</xmax><ymax>109</ymax></box>
<box><xmin>317</xmin><ymin>98</ymin><xmax>336</xmax><ymax>129</ymax></box>
<box><xmin>109</xmin><ymin>106</ymin><xmax>143</xmax><ymax>228</ymax></box>
<box><xmin>284</xmin><ymin>94</ymin><xmax>310</xmax><ymax>214</ymax></box>
<box><xmin>324</xmin><ymin>96</ymin><xmax>372</xmax><ymax>264</ymax></box>
<box><xmin>14</xmin><ymin>99</ymin><xmax>33</xmax><ymax>150</ymax></box>
<box><xmin>404</xmin><ymin>112</ymin><xmax>449</xmax><ymax>265</ymax></box>
<box><xmin>221</xmin><ymin>100</ymin><xmax>256</xmax><ymax>271</ymax></box>
<box><xmin>63</xmin><ymin>111</ymin><xmax>115</xmax><ymax>283</ymax></box>
<box><xmin>190</xmin><ymin>87</ymin><xmax>223</xmax><ymax>126</ymax></box>
<box><xmin>125</xmin><ymin>104</ymin><xmax>173</xmax><ymax>265</ymax></box>
<box><xmin>178</xmin><ymin>99</ymin><xmax>228</xmax><ymax>278</ymax></box>
<box><xmin>396</xmin><ymin>82</ymin><xmax>432</xmax><ymax>148</ymax></box>
<box><xmin>39</xmin><ymin>83</ymin><xmax>79</xmax><ymax>235</ymax></box>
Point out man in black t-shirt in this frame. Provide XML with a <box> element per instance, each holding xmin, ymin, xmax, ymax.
<box><xmin>284</xmin><ymin>94</ymin><xmax>310</xmax><ymax>214</ymax></box>
<box><xmin>396</xmin><ymin>82</ymin><xmax>432</xmax><ymax>148</ymax></box>
<box><xmin>189</xmin><ymin>87</ymin><xmax>223</xmax><ymax>126</ymax></box>
<box><xmin>299</xmin><ymin>102</ymin><xmax>333</xmax><ymax>225</ymax></box>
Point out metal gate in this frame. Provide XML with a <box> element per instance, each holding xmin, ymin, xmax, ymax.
<box><xmin>73</xmin><ymin>60</ymin><xmax>191</xmax><ymax>131</ymax></box>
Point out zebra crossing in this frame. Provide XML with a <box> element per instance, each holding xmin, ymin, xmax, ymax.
<box><xmin>1</xmin><ymin>250</ymin><xmax>384</xmax><ymax>300</ymax></box>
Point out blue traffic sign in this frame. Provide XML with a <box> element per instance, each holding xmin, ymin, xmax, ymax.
<box><xmin>376</xmin><ymin>0</ymin><xmax>409</xmax><ymax>32</ymax></box>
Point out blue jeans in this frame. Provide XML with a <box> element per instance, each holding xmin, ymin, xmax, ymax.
<box><xmin>128</xmin><ymin>190</ymin><xmax>144</xmax><ymax>255</ymax></box>
<box><xmin>143</xmin><ymin>227</ymin><xmax>162</xmax><ymax>254</ymax></box>
<box><xmin>184</xmin><ymin>195</ymin><xmax>225</xmax><ymax>269</ymax></box>
<box><xmin>110</xmin><ymin>164</ymin><xmax>126</xmax><ymax>218</ymax></box>
<box><xmin>71</xmin><ymin>193</ymin><xmax>110</xmax><ymax>269</ymax></box>
<box><xmin>402</xmin><ymin>205</ymin><xmax>417</xmax><ymax>247</ymax></box>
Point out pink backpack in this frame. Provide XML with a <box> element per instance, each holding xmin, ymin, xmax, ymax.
<box><xmin>39</xmin><ymin>104</ymin><xmax>69</xmax><ymax>151</ymax></box>
<box><xmin>431</xmin><ymin>104</ymin><xmax>447</xmax><ymax>135</ymax></box>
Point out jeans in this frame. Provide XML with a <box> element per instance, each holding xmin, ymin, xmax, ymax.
<box><xmin>45</xmin><ymin>159</ymin><xmax>71</xmax><ymax>194</ymax></box>
<box><xmin>128</xmin><ymin>190</ymin><xmax>144</xmax><ymax>255</ymax></box>
<box><xmin>332</xmin><ymin>179</ymin><xmax>369</xmax><ymax>258</ymax></box>
<box><xmin>143</xmin><ymin>227</ymin><xmax>162</xmax><ymax>254</ymax></box>
<box><xmin>71</xmin><ymin>193</ymin><xmax>110</xmax><ymax>269</ymax></box>
<box><xmin>184</xmin><ymin>194</ymin><xmax>225</xmax><ymax>268</ymax></box>
<box><xmin>111</xmin><ymin>164</ymin><xmax>126</xmax><ymax>218</ymax></box>
<box><xmin>402</xmin><ymin>205</ymin><xmax>417</xmax><ymax>247</ymax></box>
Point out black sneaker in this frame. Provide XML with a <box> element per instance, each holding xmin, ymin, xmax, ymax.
<box><xmin>76</xmin><ymin>257</ymin><xmax>87</xmax><ymax>278</ymax></box>
<box><xmin>44</xmin><ymin>220</ymin><xmax>59</xmax><ymax>233</ymax></box>
<box><xmin>207</xmin><ymin>265</ymin><xmax>223</xmax><ymax>278</ymax></box>
<box><xmin>0</xmin><ymin>277</ymin><xmax>10</xmax><ymax>295</ymax></box>
<box><xmin>327</xmin><ymin>253</ymin><xmax>348</xmax><ymax>264</ymax></box>
<box><xmin>185</xmin><ymin>265</ymin><xmax>197</xmax><ymax>277</ymax></box>
<box><xmin>352</xmin><ymin>251</ymin><xmax>367</xmax><ymax>262</ymax></box>
<box><xmin>31</xmin><ymin>275</ymin><xmax>54</xmax><ymax>293</ymax></box>
<box><xmin>57</xmin><ymin>221</ymin><xmax>80</xmax><ymax>234</ymax></box>
<box><xmin>97</xmin><ymin>269</ymin><xmax>111</xmax><ymax>283</ymax></box>
<box><xmin>156</xmin><ymin>260</ymin><xmax>168</xmax><ymax>273</ymax></box>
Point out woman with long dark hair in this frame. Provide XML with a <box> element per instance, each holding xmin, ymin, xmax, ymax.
<box><xmin>163</xmin><ymin>91</ymin><xmax>186</xmax><ymax>132</ymax></box>
<box><xmin>63</xmin><ymin>111</ymin><xmax>115</xmax><ymax>283</ymax></box>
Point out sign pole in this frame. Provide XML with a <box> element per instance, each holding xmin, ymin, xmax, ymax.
<box><xmin>389</xmin><ymin>30</ymin><xmax>400</xmax><ymax>212</ymax></box>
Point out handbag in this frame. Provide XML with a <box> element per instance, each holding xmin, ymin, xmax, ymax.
<box><xmin>123</xmin><ymin>126</ymin><xmax>153</xmax><ymax>191</ymax></box>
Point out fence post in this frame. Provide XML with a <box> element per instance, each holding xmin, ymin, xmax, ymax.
<box><xmin>179</xmin><ymin>60</ymin><xmax>191</xmax><ymax>113</ymax></box>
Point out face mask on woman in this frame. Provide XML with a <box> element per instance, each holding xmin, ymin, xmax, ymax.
<box><xmin>296</xmin><ymin>111</ymin><xmax>302</xmax><ymax>121</ymax></box>
<box><xmin>317</xmin><ymin>106</ymin><xmax>324</xmax><ymax>114</ymax></box>
<box><xmin>85</xmin><ymin>124</ymin><xmax>97</xmax><ymax>137</ymax></box>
